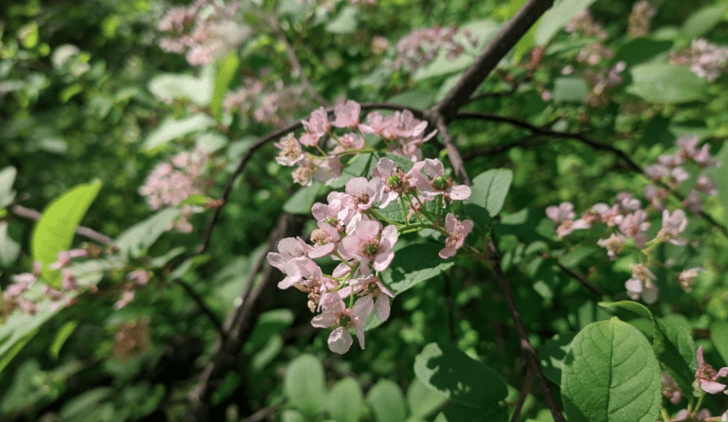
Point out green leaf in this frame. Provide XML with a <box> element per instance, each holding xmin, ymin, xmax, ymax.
<box><xmin>329</xmin><ymin>153</ymin><xmax>378</xmax><ymax>189</ymax></box>
<box><xmin>284</xmin><ymin>354</ymin><xmax>326</xmax><ymax>416</ymax></box>
<box><xmin>142</xmin><ymin>114</ymin><xmax>215</xmax><ymax>151</ymax></box>
<box><xmin>50</xmin><ymin>320</ymin><xmax>79</xmax><ymax>359</ymax></box>
<box><xmin>711</xmin><ymin>320</ymin><xmax>728</xmax><ymax>367</ymax></box>
<box><xmin>407</xmin><ymin>378</ymin><xmax>448</xmax><ymax>418</ymax></box>
<box><xmin>552</xmin><ymin>77</ymin><xmax>587</xmax><ymax>103</ymax></box>
<box><xmin>0</xmin><ymin>166</ymin><xmax>17</xmax><ymax>207</ymax></box>
<box><xmin>147</xmin><ymin>67</ymin><xmax>213</xmax><ymax>106</ymax></box>
<box><xmin>613</xmin><ymin>39</ymin><xmax>673</xmax><ymax>67</ymax></box>
<box><xmin>682</xmin><ymin>4</ymin><xmax>726</xmax><ymax>39</ymax></box>
<box><xmin>31</xmin><ymin>181</ymin><xmax>102</xmax><ymax>288</ymax></box>
<box><xmin>17</xmin><ymin>22</ymin><xmax>39</xmax><ymax>49</ymax></box>
<box><xmin>211</xmin><ymin>53</ymin><xmax>240</xmax><ymax>121</ymax></box>
<box><xmin>626</xmin><ymin>64</ymin><xmax>707</xmax><ymax>104</ymax></box>
<box><xmin>414</xmin><ymin>343</ymin><xmax>508</xmax><ymax>411</ymax></box>
<box><xmin>327</xmin><ymin>378</ymin><xmax>364</xmax><ymax>422</ymax></box>
<box><xmin>387</xmin><ymin>89</ymin><xmax>437</xmax><ymax>109</ymax></box>
<box><xmin>656</xmin><ymin>317</ymin><xmax>696</xmax><ymax>396</ymax></box>
<box><xmin>115</xmin><ymin>208</ymin><xmax>180</xmax><ymax>258</ymax></box>
<box><xmin>380</xmin><ymin>243</ymin><xmax>455</xmax><ymax>294</ymax></box>
<box><xmin>326</xmin><ymin>6</ymin><xmax>357</xmax><ymax>34</ymax></box>
<box><xmin>0</xmin><ymin>222</ymin><xmax>21</xmax><ymax>267</ymax></box>
<box><xmin>539</xmin><ymin>333</ymin><xmax>575</xmax><ymax>385</ymax></box>
<box><xmin>283</xmin><ymin>183</ymin><xmax>322</xmax><ymax>215</ymax></box>
<box><xmin>534</xmin><ymin>0</ymin><xmax>597</xmax><ymax>45</ymax></box>
<box><xmin>467</xmin><ymin>169</ymin><xmax>513</xmax><ymax>217</ymax></box>
<box><xmin>561</xmin><ymin>318</ymin><xmax>661</xmax><ymax>422</ymax></box>
<box><xmin>180</xmin><ymin>194</ymin><xmax>212</xmax><ymax>206</ymax></box>
<box><xmin>367</xmin><ymin>379</ymin><xmax>407</xmax><ymax>422</ymax></box>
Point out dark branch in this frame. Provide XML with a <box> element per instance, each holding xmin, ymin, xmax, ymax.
<box><xmin>510</xmin><ymin>367</ymin><xmax>534</xmax><ymax>422</ymax></box>
<box><xmin>486</xmin><ymin>237</ymin><xmax>566</xmax><ymax>422</ymax></box>
<box><xmin>435</xmin><ymin>115</ymin><xmax>470</xmax><ymax>185</ymax></box>
<box><xmin>462</xmin><ymin>135</ymin><xmax>545</xmax><ymax>159</ymax></box>
<box><xmin>173</xmin><ymin>278</ymin><xmax>225</xmax><ymax>338</ymax></box>
<box><xmin>455</xmin><ymin>111</ymin><xmax>644</xmax><ymax>173</ymax></box>
<box><xmin>555</xmin><ymin>262</ymin><xmax>603</xmax><ymax>298</ymax></box>
<box><xmin>432</xmin><ymin>0</ymin><xmax>554</xmax><ymax>120</ymax></box>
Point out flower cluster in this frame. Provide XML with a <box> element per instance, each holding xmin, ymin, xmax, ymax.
<box><xmin>275</xmin><ymin>100</ymin><xmax>436</xmax><ymax>186</ymax></box>
<box><xmin>392</xmin><ymin>26</ymin><xmax>478</xmax><ymax>73</ymax></box>
<box><xmin>627</xmin><ymin>1</ymin><xmax>656</xmax><ymax>39</ymax></box>
<box><xmin>546</xmin><ymin>135</ymin><xmax>719</xmax><ymax>303</ymax></box>
<box><xmin>270</xmin><ymin>104</ymin><xmax>475</xmax><ymax>353</ymax></box>
<box><xmin>138</xmin><ymin>148</ymin><xmax>211</xmax><ymax>232</ymax></box>
<box><xmin>2</xmin><ymin>250</ymin><xmax>89</xmax><ymax>315</ymax></box>
<box><xmin>157</xmin><ymin>0</ymin><xmax>252</xmax><ymax>66</ymax></box>
<box><xmin>670</xmin><ymin>38</ymin><xmax>728</xmax><ymax>82</ymax></box>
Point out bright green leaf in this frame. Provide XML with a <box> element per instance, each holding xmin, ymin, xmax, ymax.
<box><xmin>626</xmin><ymin>64</ymin><xmax>707</xmax><ymax>104</ymax></box>
<box><xmin>407</xmin><ymin>378</ymin><xmax>448</xmax><ymax>418</ymax></box>
<box><xmin>211</xmin><ymin>53</ymin><xmax>240</xmax><ymax>121</ymax></box>
<box><xmin>283</xmin><ymin>183</ymin><xmax>322</xmax><ymax>215</ymax></box>
<box><xmin>284</xmin><ymin>354</ymin><xmax>326</xmax><ymax>416</ymax></box>
<box><xmin>327</xmin><ymin>378</ymin><xmax>364</xmax><ymax>422</ymax></box>
<box><xmin>147</xmin><ymin>66</ymin><xmax>214</xmax><ymax>106</ymax></box>
<box><xmin>414</xmin><ymin>342</ymin><xmax>508</xmax><ymax>411</ymax></box>
<box><xmin>561</xmin><ymin>318</ymin><xmax>661</xmax><ymax>422</ymax></box>
<box><xmin>31</xmin><ymin>181</ymin><xmax>102</xmax><ymax>287</ymax></box>
<box><xmin>468</xmin><ymin>169</ymin><xmax>513</xmax><ymax>217</ymax></box>
<box><xmin>50</xmin><ymin>320</ymin><xmax>79</xmax><ymax>359</ymax></box>
<box><xmin>552</xmin><ymin>76</ymin><xmax>587</xmax><ymax>103</ymax></box>
<box><xmin>326</xmin><ymin>6</ymin><xmax>357</xmax><ymax>34</ymax></box>
<box><xmin>367</xmin><ymin>379</ymin><xmax>407</xmax><ymax>422</ymax></box>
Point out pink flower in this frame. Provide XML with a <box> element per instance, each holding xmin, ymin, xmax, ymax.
<box><xmin>345</xmin><ymin>177</ymin><xmax>380</xmax><ymax>212</ymax></box>
<box><xmin>332</xmin><ymin>100</ymin><xmax>361</xmax><ymax>129</ymax></box>
<box><xmin>49</xmin><ymin>249</ymin><xmax>88</xmax><ymax>270</ymax></box>
<box><xmin>410</xmin><ymin>159</ymin><xmax>471</xmax><ymax>202</ymax></box>
<box><xmin>695</xmin><ymin>346</ymin><xmax>728</xmax><ymax>394</ymax></box>
<box><xmin>615</xmin><ymin>210</ymin><xmax>650</xmax><ymax>248</ymax></box>
<box><xmin>546</xmin><ymin>202</ymin><xmax>590</xmax><ymax>237</ymax></box>
<box><xmin>696</xmin><ymin>174</ymin><xmax>717</xmax><ymax>196</ymax></box>
<box><xmin>129</xmin><ymin>269</ymin><xmax>151</xmax><ymax>286</ymax></box>
<box><xmin>340</xmin><ymin>219</ymin><xmax>398</xmax><ymax>272</ymax></box>
<box><xmin>439</xmin><ymin>213</ymin><xmax>474</xmax><ymax>259</ymax></box>
<box><xmin>658</xmin><ymin>209</ymin><xmax>688</xmax><ymax>245</ymax></box>
<box><xmin>597</xmin><ymin>233</ymin><xmax>627</xmax><ymax>260</ymax></box>
<box><xmin>301</xmin><ymin>107</ymin><xmax>330</xmax><ymax>139</ymax></box>
<box><xmin>350</xmin><ymin>275</ymin><xmax>395</xmax><ymax>322</ymax></box>
<box><xmin>678</xmin><ymin>267</ymin><xmax>704</xmax><ymax>292</ymax></box>
<box><xmin>371</xmin><ymin>157</ymin><xmax>414</xmax><ymax>208</ymax></box>
<box><xmin>661</xmin><ymin>372</ymin><xmax>682</xmax><ymax>404</ymax></box>
<box><xmin>682</xmin><ymin>190</ymin><xmax>702</xmax><ymax>216</ymax></box>
<box><xmin>625</xmin><ymin>264</ymin><xmax>658</xmax><ymax>304</ymax></box>
<box><xmin>274</xmin><ymin>133</ymin><xmax>304</xmax><ymax>166</ymax></box>
<box><xmin>311</xmin><ymin>295</ymin><xmax>373</xmax><ymax>354</ymax></box>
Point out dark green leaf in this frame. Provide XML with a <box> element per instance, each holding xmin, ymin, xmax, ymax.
<box><xmin>380</xmin><ymin>243</ymin><xmax>455</xmax><ymax>294</ymax></box>
<box><xmin>468</xmin><ymin>169</ymin><xmax>513</xmax><ymax>217</ymax></box>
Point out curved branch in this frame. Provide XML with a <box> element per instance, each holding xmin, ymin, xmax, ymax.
<box><xmin>432</xmin><ymin>0</ymin><xmax>554</xmax><ymax>119</ymax></box>
<box><xmin>435</xmin><ymin>115</ymin><xmax>470</xmax><ymax>185</ymax></box>
<box><xmin>455</xmin><ymin>111</ymin><xmax>644</xmax><ymax>173</ymax></box>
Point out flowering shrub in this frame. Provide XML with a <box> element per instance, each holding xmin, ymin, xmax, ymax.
<box><xmin>3</xmin><ymin>0</ymin><xmax>728</xmax><ymax>421</ymax></box>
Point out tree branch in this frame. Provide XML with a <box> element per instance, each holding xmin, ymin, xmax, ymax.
<box><xmin>432</xmin><ymin>0</ymin><xmax>554</xmax><ymax>120</ymax></box>
<box><xmin>435</xmin><ymin>115</ymin><xmax>470</xmax><ymax>185</ymax></box>
<box><xmin>10</xmin><ymin>204</ymin><xmax>115</xmax><ymax>246</ymax></box>
<box><xmin>555</xmin><ymin>261</ymin><xmax>603</xmax><ymax>298</ymax></box>
<box><xmin>486</xmin><ymin>237</ymin><xmax>566</xmax><ymax>422</ymax></box>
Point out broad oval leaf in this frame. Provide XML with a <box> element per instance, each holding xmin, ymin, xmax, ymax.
<box><xmin>327</xmin><ymin>377</ymin><xmax>364</xmax><ymax>422</ymax></box>
<box><xmin>561</xmin><ymin>317</ymin><xmax>661</xmax><ymax>422</ymax></box>
<box><xmin>31</xmin><ymin>181</ymin><xmax>102</xmax><ymax>287</ymax></box>
<box><xmin>407</xmin><ymin>378</ymin><xmax>448</xmax><ymax>418</ymax></box>
<box><xmin>143</xmin><ymin>114</ymin><xmax>215</xmax><ymax>151</ymax></box>
<box><xmin>147</xmin><ymin>67</ymin><xmax>213</xmax><ymax>106</ymax></box>
<box><xmin>414</xmin><ymin>342</ymin><xmax>507</xmax><ymax>411</ymax></box>
<box><xmin>468</xmin><ymin>169</ymin><xmax>513</xmax><ymax>217</ymax></box>
<box><xmin>115</xmin><ymin>208</ymin><xmax>180</xmax><ymax>258</ymax></box>
<box><xmin>380</xmin><ymin>243</ymin><xmax>455</xmax><ymax>294</ymax></box>
<box><xmin>367</xmin><ymin>379</ymin><xmax>407</xmax><ymax>422</ymax></box>
<box><xmin>626</xmin><ymin>64</ymin><xmax>707</xmax><ymax>104</ymax></box>
<box><xmin>284</xmin><ymin>354</ymin><xmax>326</xmax><ymax>416</ymax></box>
<box><xmin>534</xmin><ymin>0</ymin><xmax>597</xmax><ymax>45</ymax></box>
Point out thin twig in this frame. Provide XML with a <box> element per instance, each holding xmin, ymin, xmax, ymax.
<box><xmin>510</xmin><ymin>367</ymin><xmax>534</xmax><ymax>422</ymax></box>
<box><xmin>10</xmin><ymin>204</ymin><xmax>115</xmax><ymax>246</ymax></box>
<box><xmin>432</xmin><ymin>0</ymin><xmax>554</xmax><ymax>120</ymax></box>
<box><xmin>469</xmin><ymin>81</ymin><xmax>520</xmax><ymax>102</ymax></box>
<box><xmin>455</xmin><ymin>111</ymin><xmax>643</xmax><ymax>173</ymax></box>
<box><xmin>486</xmin><ymin>237</ymin><xmax>566</xmax><ymax>422</ymax></box>
<box><xmin>555</xmin><ymin>262</ymin><xmax>603</xmax><ymax>298</ymax></box>
<box><xmin>174</xmin><ymin>278</ymin><xmax>225</xmax><ymax>338</ymax></box>
<box><xmin>462</xmin><ymin>136</ymin><xmax>545</xmax><ymax>159</ymax></box>
<box><xmin>273</xmin><ymin>18</ymin><xmax>330</xmax><ymax>107</ymax></box>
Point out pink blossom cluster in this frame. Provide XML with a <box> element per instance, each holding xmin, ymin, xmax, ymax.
<box><xmin>223</xmin><ymin>77</ymin><xmax>310</xmax><ymax>128</ymax></box>
<box><xmin>564</xmin><ymin>10</ymin><xmax>609</xmax><ymax>40</ymax></box>
<box><xmin>157</xmin><ymin>0</ymin><xmax>251</xmax><ymax>66</ymax></box>
<box><xmin>138</xmin><ymin>148</ymin><xmax>211</xmax><ymax>232</ymax></box>
<box><xmin>275</xmin><ymin>100</ymin><xmax>436</xmax><ymax>186</ymax></box>
<box><xmin>546</xmin><ymin>135</ymin><xmax>720</xmax><ymax>303</ymax></box>
<box><xmin>392</xmin><ymin>26</ymin><xmax>478</xmax><ymax>73</ymax></box>
<box><xmin>269</xmin><ymin>152</ymin><xmax>474</xmax><ymax>353</ymax></box>
<box><xmin>2</xmin><ymin>250</ymin><xmax>89</xmax><ymax>315</ymax></box>
<box><xmin>627</xmin><ymin>1</ymin><xmax>656</xmax><ymax>39</ymax></box>
<box><xmin>670</xmin><ymin>39</ymin><xmax>728</xmax><ymax>82</ymax></box>
<box><xmin>114</xmin><ymin>269</ymin><xmax>151</xmax><ymax>310</ymax></box>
